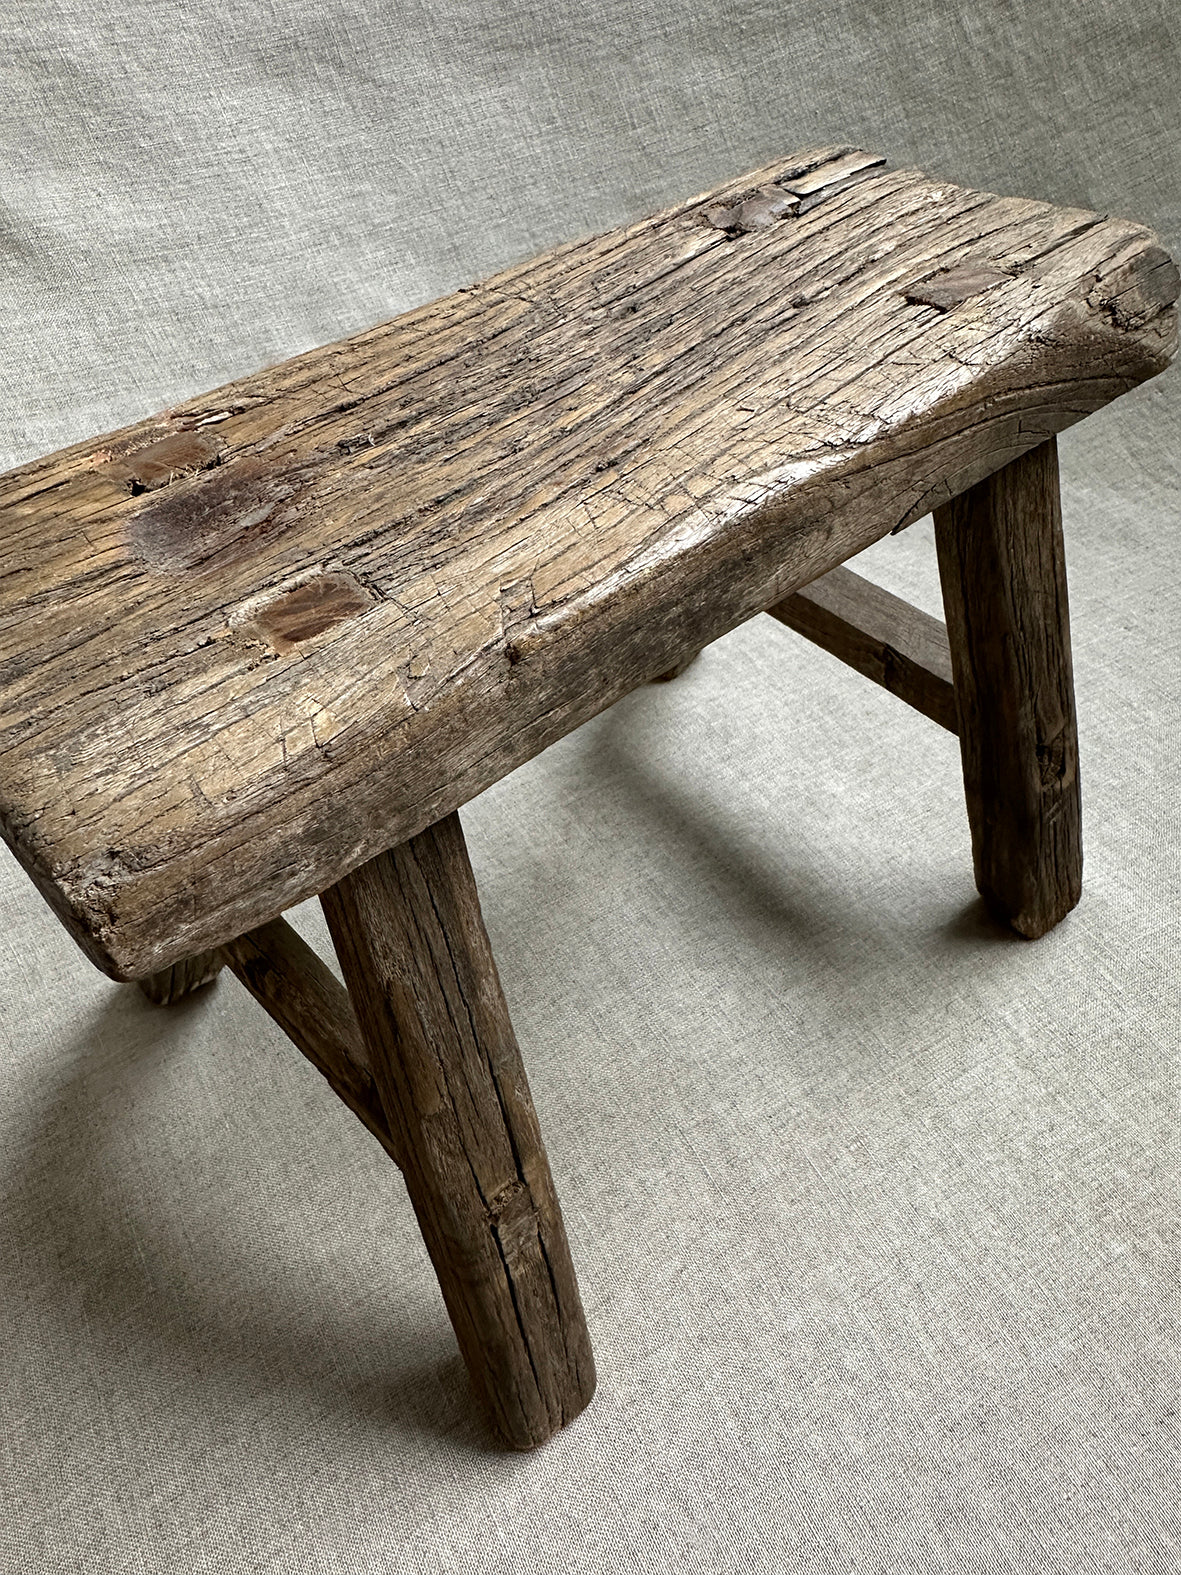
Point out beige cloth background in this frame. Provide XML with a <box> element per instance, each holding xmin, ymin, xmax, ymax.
<box><xmin>1</xmin><ymin>2</ymin><xmax>1178</xmax><ymax>1571</ymax></box>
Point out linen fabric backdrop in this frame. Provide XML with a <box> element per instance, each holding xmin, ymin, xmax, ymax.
<box><xmin>1</xmin><ymin>3</ymin><xmax>1178</xmax><ymax>1572</ymax></box>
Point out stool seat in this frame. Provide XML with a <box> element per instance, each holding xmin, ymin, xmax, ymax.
<box><xmin>0</xmin><ymin>144</ymin><xmax>1176</xmax><ymax>980</ymax></box>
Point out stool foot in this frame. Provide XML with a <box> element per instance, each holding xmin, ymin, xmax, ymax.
<box><xmin>650</xmin><ymin>652</ymin><xmax>700</xmax><ymax>682</ymax></box>
<box><xmin>934</xmin><ymin>437</ymin><xmax>1082</xmax><ymax>938</ymax></box>
<box><xmin>138</xmin><ymin>949</ymin><xmax>224</xmax><ymax>1004</ymax></box>
<box><xmin>321</xmin><ymin>811</ymin><xmax>595</xmax><ymax>1449</ymax></box>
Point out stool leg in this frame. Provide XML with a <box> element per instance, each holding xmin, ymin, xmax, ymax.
<box><xmin>650</xmin><ymin>652</ymin><xmax>700</xmax><ymax>682</ymax></box>
<box><xmin>320</xmin><ymin>811</ymin><xmax>595</xmax><ymax>1449</ymax></box>
<box><xmin>934</xmin><ymin>437</ymin><xmax>1082</xmax><ymax>938</ymax></box>
<box><xmin>138</xmin><ymin>948</ymin><xmax>224</xmax><ymax>1004</ymax></box>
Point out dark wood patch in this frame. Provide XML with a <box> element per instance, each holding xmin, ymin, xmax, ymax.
<box><xmin>706</xmin><ymin>188</ymin><xmax>799</xmax><ymax>233</ymax></box>
<box><xmin>127</xmin><ymin>455</ymin><xmax>301</xmax><ymax>572</ymax></box>
<box><xmin>114</xmin><ymin>430</ymin><xmax>222</xmax><ymax>493</ymax></box>
<box><xmin>706</xmin><ymin>150</ymin><xmax>887</xmax><ymax>234</ymax></box>
<box><xmin>241</xmin><ymin>571</ymin><xmax>374</xmax><ymax>654</ymax></box>
<box><xmin>903</xmin><ymin>263</ymin><xmax>1009</xmax><ymax>310</ymax></box>
<box><xmin>336</xmin><ymin>432</ymin><xmax>376</xmax><ymax>455</ymax></box>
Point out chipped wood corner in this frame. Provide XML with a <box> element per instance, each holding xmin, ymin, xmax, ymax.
<box><xmin>704</xmin><ymin>147</ymin><xmax>888</xmax><ymax>233</ymax></box>
<box><xmin>1087</xmin><ymin>240</ymin><xmax>1181</xmax><ymax>337</ymax></box>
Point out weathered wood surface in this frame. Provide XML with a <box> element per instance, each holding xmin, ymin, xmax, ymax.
<box><xmin>320</xmin><ymin>812</ymin><xmax>595</xmax><ymax>1449</ymax></box>
<box><xmin>138</xmin><ymin>948</ymin><xmax>224</xmax><ymax>1004</ymax></box>
<box><xmin>766</xmin><ymin>564</ymin><xmax>958</xmax><ymax>732</ymax></box>
<box><xmin>219</xmin><ymin>917</ymin><xmax>397</xmax><ymax>1164</ymax></box>
<box><xmin>934</xmin><ymin>438</ymin><xmax>1082</xmax><ymax>937</ymax></box>
<box><xmin>0</xmin><ymin>145</ymin><xmax>1175</xmax><ymax>977</ymax></box>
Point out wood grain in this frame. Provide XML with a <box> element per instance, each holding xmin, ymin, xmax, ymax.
<box><xmin>934</xmin><ymin>438</ymin><xmax>1082</xmax><ymax>937</ymax></box>
<box><xmin>219</xmin><ymin>917</ymin><xmax>397</xmax><ymax>1165</ymax></box>
<box><xmin>0</xmin><ymin>146</ymin><xmax>1175</xmax><ymax>977</ymax></box>
<box><xmin>766</xmin><ymin>565</ymin><xmax>957</xmax><ymax>732</ymax></box>
<box><xmin>320</xmin><ymin>812</ymin><xmax>595</xmax><ymax>1449</ymax></box>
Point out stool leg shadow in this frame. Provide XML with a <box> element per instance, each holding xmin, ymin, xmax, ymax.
<box><xmin>934</xmin><ymin>436</ymin><xmax>1082</xmax><ymax>939</ymax></box>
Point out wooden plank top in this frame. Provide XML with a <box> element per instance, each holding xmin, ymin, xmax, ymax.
<box><xmin>1</xmin><ymin>145</ymin><xmax>1176</xmax><ymax>978</ymax></box>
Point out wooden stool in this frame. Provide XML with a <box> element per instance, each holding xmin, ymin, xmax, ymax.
<box><xmin>1</xmin><ymin>146</ymin><xmax>1176</xmax><ymax>1449</ymax></box>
